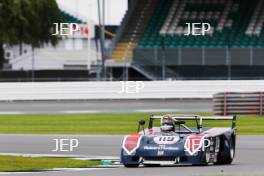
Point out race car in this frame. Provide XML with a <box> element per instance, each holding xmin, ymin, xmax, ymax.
<box><xmin>121</xmin><ymin>114</ymin><xmax>236</xmax><ymax>167</ymax></box>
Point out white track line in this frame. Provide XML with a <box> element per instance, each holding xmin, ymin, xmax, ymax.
<box><xmin>0</xmin><ymin>110</ymin><xmax>99</xmax><ymax>115</ymax></box>
<box><xmin>0</xmin><ymin>112</ymin><xmax>25</xmax><ymax>115</ymax></box>
<box><xmin>61</xmin><ymin>110</ymin><xmax>99</xmax><ymax>114</ymax></box>
<box><xmin>52</xmin><ymin>168</ymin><xmax>112</xmax><ymax>171</ymax></box>
<box><xmin>0</xmin><ymin>168</ymin><xmax>112</xmax><ymax>175</ymax></box>
<box><xmin>0</xmin><ymin>109</ymin><xmax>211</xmax><ymax>114</ymax></box>
<box><xmin>136</xmin><ymin>108</ymin><xmax>211</xmax><ymax>113</ymax></box>
<box><xmin>0</xmin><ymin>172</ymin><xmax>35</xmax><ymax>175</ymax></box>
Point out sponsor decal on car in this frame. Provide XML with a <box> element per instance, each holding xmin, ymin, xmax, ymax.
<box><xmin>184</xmin><ymin>134</ymin><xmax>211</xmax><ymax>156</ymax></box>
<box><xmin>157</xmin><ymin>150</ymin><xmax>164</xmax><ymax>156</ymax></box>
<box><xmin>144</xmin><ymin>145</ymin><xmax>179</xmax><ymax>150</ymax></box>
<box><xmin>153</xmin><ymin>136</ymin><xmax>179</xmax><ymax>145</ymax></box>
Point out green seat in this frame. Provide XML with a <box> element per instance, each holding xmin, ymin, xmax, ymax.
<box><xmin>138</xmin><ymin>0</ymin><xmax>262</xmax><ymax>49</ymax></box>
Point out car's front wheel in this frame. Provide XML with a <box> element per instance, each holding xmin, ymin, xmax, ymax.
<box><xmin>216</xmin><ymin>137</ymin><xmax>235</xmax><ymax>165</ymax></box>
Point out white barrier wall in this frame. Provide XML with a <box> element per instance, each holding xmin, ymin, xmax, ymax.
<box><xmin>0</xmin><ymin>80</ymin><xmax>264</xmax><ymax>101</ymax></box>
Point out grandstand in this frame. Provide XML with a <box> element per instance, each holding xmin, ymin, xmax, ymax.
<box><xmin>140</xmin><ymin>0</ymin><xmax>264</xmax><ymax>48</ymax></box>
<box><xmin>111</xmin><ymin>0</ymin><xmax>158</xmax><ymax>61</ymax></box>
<box><xmin>109</xmin><ymin>0</ymin><xmax>264</xmax><ymax>80</ymax></box>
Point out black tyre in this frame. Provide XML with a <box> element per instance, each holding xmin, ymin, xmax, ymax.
<box><xmin>216</xmin><ymin>137</ymin><xmax>235</xmax><ymax>165</ymax></box>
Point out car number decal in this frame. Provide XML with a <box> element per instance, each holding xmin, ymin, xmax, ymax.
<box><xmin>153</xmin><ymin>136</ymin><xmax>179</xmax><ymax>145</ymax></box>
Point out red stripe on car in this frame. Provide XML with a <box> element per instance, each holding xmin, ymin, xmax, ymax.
<box><xmin>123</xmin><ymin>134</ymin><xmax>142</xmax><ymax>155</ymax></box>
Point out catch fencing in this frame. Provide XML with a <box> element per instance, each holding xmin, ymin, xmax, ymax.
<box><xmin>213</xmin><ymin>92</ymin><xmax>264</xmax><ymax>115</ymax></box>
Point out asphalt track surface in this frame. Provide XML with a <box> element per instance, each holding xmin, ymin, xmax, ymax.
<box><xmin>0</xmin><ymin>99</ymin><xmax>211</xmax><ymax>114</ymax></box>
<box><xmin>0</xmin><ymin>135</ymin><xmax>263</xmax><ymax>176</ymax></box>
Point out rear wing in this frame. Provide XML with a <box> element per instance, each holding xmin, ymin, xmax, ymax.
<box><xmin>149</xmin><ymin>114</ymin><xmax>236</xmax><ymax>130</ymax></box>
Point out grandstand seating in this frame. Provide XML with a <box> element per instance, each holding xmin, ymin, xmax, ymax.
<box><xmin>111</xmin><ymin>0</ymin><xmax>158</xmax><ymax>61</ymax></box>
<box><xmin>246</xmin><ymin>0</ymin><xmax>264</xmax><ymax>36</ymax></box>
<box><xmin>137</xmin><ymin>0</ymin><xmax>264</xmax><ymax>48</ymax></box>
<box><xmin>109</xmin><ymin>0</ymin><xmax>264</xmax><ymax>65</ymax></box>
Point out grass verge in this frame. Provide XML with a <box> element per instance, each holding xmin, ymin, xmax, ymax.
<box><xmin>0</xmin><ymin>113</ymin><xmax>263</xmax><ymax>135</ymax></box>
<box><xmin>0</xmin><ymin>155</ymin><xmax>99</xmax><ymax>172</ymax></box>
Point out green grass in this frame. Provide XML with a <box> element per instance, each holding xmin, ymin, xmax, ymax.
<box><xmin>0</xmin><ymin>155</ymin><xmax>99</xmax><ymax>172</ymax></box>
<box><xmin>0</xmin><ymin>113</ymin><xmax>263</xmax><ymax>135</ymax></box>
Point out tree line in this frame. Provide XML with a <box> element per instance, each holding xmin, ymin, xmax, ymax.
<box><xmin>0</xmin><ymin>0</ymin><xmax>63</xmax><ymax>68</ymax></box>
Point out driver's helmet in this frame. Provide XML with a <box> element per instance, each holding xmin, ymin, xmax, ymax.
<box><xmin>160</xmin><ymin>118</ymin><xmax>175</xmax><ymax>132</ymax></box>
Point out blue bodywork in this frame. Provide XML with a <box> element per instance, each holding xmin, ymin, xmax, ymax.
<box><xmin>121</xmin><ymin>134</ymin><xmax>208</xmax><ymax>165</ymax></box>
<box><xmin>120</xmin><ymin>115</ymin><xmax>236</xmax><ymax>167</ymax></box>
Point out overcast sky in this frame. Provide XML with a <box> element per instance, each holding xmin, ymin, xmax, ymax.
<box><xmin>56</xmin><ymin>0</ymin><xmax>128</xmax><ymax>25</ymax></box>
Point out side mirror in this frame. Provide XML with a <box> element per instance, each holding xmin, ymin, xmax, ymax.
<box><xmin>175</xmin><ymin>121</ymin><xmax>185</xmax><ymax>125</ymax></box>
<box><xmin>138</xmin><ymin>120</ymin><xmax>145</xmax><ymax>126</ymax></box>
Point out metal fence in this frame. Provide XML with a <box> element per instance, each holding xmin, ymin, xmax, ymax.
<box><xmin>213</xmin><ymin>92</ymin><xmax>264</xmax><ymax>115</ymax></box>
<box><xmin>134</xmin><ymin>47</ymin><xmax>264</xmax><ymax>66</ymax></box>
<box><xmin>133</xmin><ymin>47</ymin><xmax>264</xmax><ymax>80</ymax></box>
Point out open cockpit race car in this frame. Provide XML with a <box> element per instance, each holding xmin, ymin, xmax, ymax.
<box><xmin>121</xmin><ymin>114</ymin><xmax>236</xmax><ymax>167</ymax></box>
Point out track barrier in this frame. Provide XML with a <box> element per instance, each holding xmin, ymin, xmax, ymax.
<box><xmin>0</xmin><ymin>80</ymin><xmax>263</xmax><ymax>101</ymax></box>
<box><xmin>213</xmin><ymin>92</ymin><xmax>264</xmax><ymax>115</ymax></box>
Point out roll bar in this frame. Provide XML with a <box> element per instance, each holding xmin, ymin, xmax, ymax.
<box><xmin>148</xmin><ymin>114</ymin><xmax>236</xmax><ymax>132</ymax></box>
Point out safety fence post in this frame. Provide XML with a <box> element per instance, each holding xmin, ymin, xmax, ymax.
<box><xmin>223</xmin><ymin>92</ymin><xmax>227</xmax><ymax>116</ymax></box>
<box><xmin>260</xmin><ymin>92</ymin><xmax>263</xmax><ymax>116</ymax></box>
